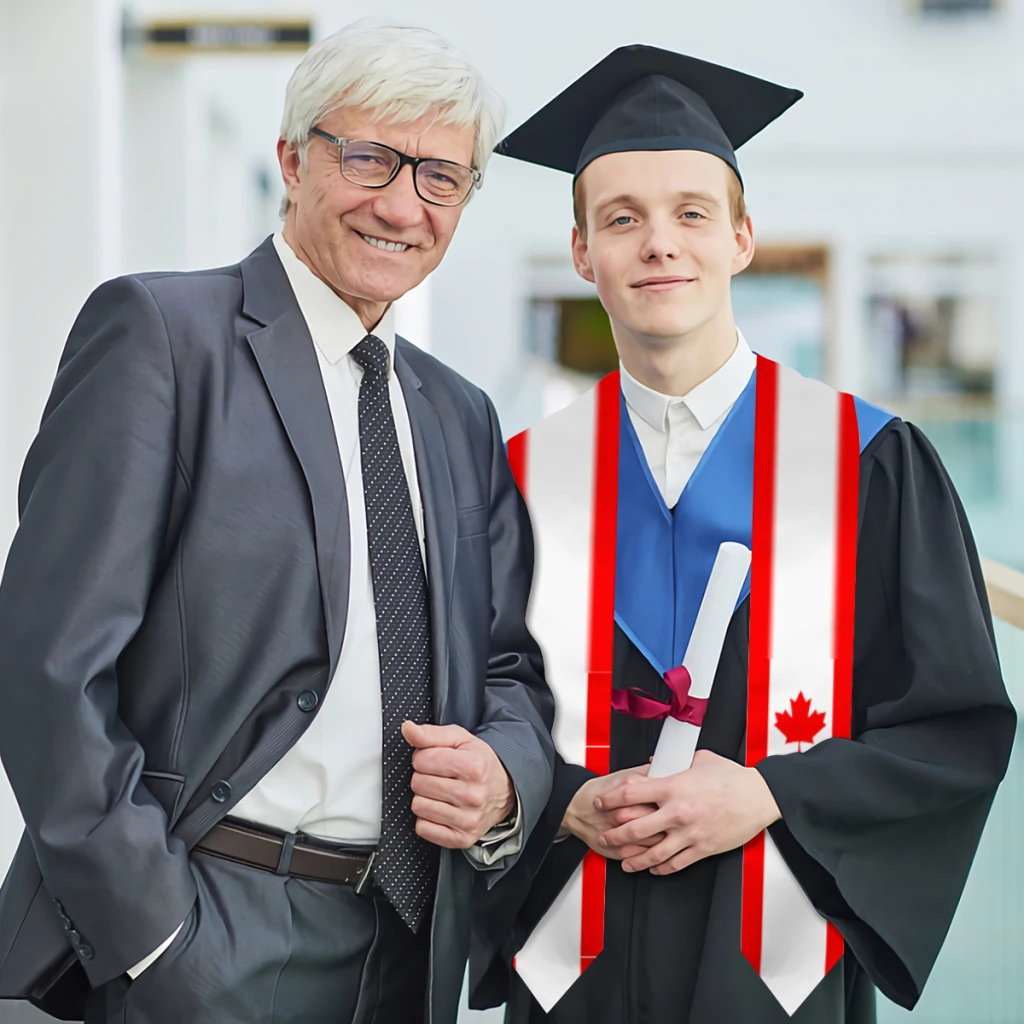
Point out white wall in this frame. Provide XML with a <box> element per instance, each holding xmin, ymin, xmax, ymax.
<box><xmin>430</xmin><ymin>0</ymin><xmax>1024</xmax><ymax>431</ymax></box>
<box><xmin>0</xmin><ymin>0</ymin><xmax>17</xmax><ymax>884</ymax></box>
<box><xmin>0</xmin><ymin>0</ymin><xmax>10</xmax><ymax>550</ymax></box>
<box><xmin>0</xmin><ymin>0</ymin><xmax>123</xmax><ymax>873</ymax></box>
<box><xmin>120</xmin><ymin>54</ymin><xmax>294</xmax><ymax>274</ymax></box>
<box><xmin>120</xmin><ymin>0</ymin><xmax>1024</xmax><ymax>428</ymax></box>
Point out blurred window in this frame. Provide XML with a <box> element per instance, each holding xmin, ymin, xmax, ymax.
<box><xmin>864</xmin><ymin>252</ymin><xmax>999</xmax><ymax>406</ymax></box>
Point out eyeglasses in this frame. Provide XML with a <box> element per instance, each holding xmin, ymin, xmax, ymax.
<box><xmin>308</xmin><ymin>127</ymin><xmax>481</xmax><ymax>207</ymax></box>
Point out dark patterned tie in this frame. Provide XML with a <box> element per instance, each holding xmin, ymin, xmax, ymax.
<box><xmin>351</xmin><ymin>334</ymin><xmax>437</xmax><ymax>932</ymax></box>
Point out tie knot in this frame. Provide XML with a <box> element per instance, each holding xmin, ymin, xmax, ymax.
<box><xmin>352</xmin><ymin>334</ymin><xmax>390</xmax><ymax>379</ymax></box>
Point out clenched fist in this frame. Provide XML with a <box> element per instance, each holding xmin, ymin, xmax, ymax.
<box><xmin>402</xmin><ymin>721</ymin><xmax>516</xmax><ymax>850</ymax></box>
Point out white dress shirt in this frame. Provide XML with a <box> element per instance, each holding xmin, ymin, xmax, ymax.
<box><xmin>129</xmin><ymin>232</ymin><xmax>519</xmax><ymax>979</ymax></box>
<box><xmin>550</xmin><ymin>331</ymin><xmax>755</xmax><ymax>855</ymax></box>
<box><xmin>230</xmin><ymin>232</ymin><xmax>423</xmax><ymax>843</ymax></box>
<box><xmin>619</xmin><ymin>331</ymin><xmax>756</xmax><ymax>507</ymax></box>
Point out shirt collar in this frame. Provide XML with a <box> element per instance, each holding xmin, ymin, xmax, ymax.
<box><xmin>272</xmin><ymin>231</ymin><xmax>395</xmax><ymax>373</ymax></box>
<box><xmin>619</xmin><ymin>330</ymin><xmax>756</xmax><ymax>433</ymax></box>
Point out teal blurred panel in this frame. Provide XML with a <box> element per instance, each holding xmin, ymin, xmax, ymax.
<box><xmin>731</xmin><ymin>275</ymin><xmax>825</xmax><ymax>382</ymax></box>
<box><xmin>915</xmin><ymin>416</ymin><xmax>1024</xmax><ymax>574</ymax></box>
<box><xmin>879</xmin><ymin>416</ymin><xmax>1023</xmax><ymax>1022</ymax></box>
<box><xmin>878</xmin><ymin>620</ymin><xmax>1022</xmax><ymax>1024</ymax></box>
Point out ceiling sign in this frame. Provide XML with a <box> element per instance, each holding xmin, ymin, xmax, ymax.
<box><xmin>909</xmin><ymin>0</ymin><xmax>999</xmax><ymax>13</ymax></box>
<box><xmin>127</xmin><ymin>18</ymin><xmax>313</xmax><ymax>54</ymax></box>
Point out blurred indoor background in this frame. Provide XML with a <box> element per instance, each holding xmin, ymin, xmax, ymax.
<box><xmin>1</xmin><ymin>0</ymin><xmax>1022</xmax><ymax>1020</ymax></box>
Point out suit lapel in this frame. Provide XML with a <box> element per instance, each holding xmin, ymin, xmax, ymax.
<box><xmin>395</xmin><ymin>345</ymin><xmax>456</xmax><ymax>723</ymax></box>
<box><xmin>240</xmin><ymin>239</ymin><xmax>350</xmax><ymax>675</ymax></box>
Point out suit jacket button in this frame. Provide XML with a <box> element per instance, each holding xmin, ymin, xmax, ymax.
<box><xmin>211</xmin><ymin>781</ymin><xmax>232</xmax><ymax>803</ymax></box>
<box><xmin>68</xmin><ymin>930</ymin><xmax>81</xmax><ymax>946</ymax></box>
<box><xmin>297</xmin><ymin>690</ymin><xmax>318</xmax><ymax>712</ymax></box>
<box><xmin>78</xmin><ymin>944</ymin><xmax>94</xmax><ymax>960</ymax></box>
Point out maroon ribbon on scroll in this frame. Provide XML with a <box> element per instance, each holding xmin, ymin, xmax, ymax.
<box><xmin>611</xmin><ymin>665</ymin><xmax>708</xmax><ymax>726</ymax></box>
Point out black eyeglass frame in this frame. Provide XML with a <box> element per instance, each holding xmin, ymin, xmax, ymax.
<box><xmin>308</xmin><ymin>127</ymin><xmax>482</xmax><ymax>207</ymax></box>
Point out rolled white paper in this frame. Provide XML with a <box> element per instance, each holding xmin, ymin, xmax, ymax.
<box><xmin>648</xmin><ymin>541</ymin><xmax>752</xmax><ymax>778</ymax></box>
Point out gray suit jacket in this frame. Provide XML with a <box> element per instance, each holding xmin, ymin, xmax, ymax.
<box><xmin>0</xmin><ymin>237</ymin><xmax>554</xmax><ymax>1022</ymax></box>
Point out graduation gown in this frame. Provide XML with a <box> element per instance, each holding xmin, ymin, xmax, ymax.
<box><xmin>470</xmin><ymin>382</ymin><xmax>1016</xmax><ymax>1024</ymax></box>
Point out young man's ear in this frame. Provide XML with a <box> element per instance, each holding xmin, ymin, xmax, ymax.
<box><xmin>731</xmin><ymin>214</ymin><xmax>755</xmax><ymax>277</ymax></box>
<box><xmin>572</xmin><ymin>225</ymin><xmax>596</xmax><ymax>284</ymax></box>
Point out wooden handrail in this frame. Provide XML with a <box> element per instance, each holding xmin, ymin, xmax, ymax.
<box><xmin>981</xmin><ymin>557</ymin><xmax>1024</xmax><ymax>631</ymax></box>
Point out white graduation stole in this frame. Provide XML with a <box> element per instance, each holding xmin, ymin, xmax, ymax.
<box><xmin>507</xmin><ymin>372</ymin><xmax>619</xmax><ymax>1012</ymax></box>
<box><xmin>509</xmin><ymin>357</ymin><xmax>860</xmax><ymax>1016</ymax></box>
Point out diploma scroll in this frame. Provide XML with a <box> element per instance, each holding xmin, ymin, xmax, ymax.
<box><xmin>648</xmin><ymin>541</ymin><xmax>752</xmax><ymax>778</ymax></box>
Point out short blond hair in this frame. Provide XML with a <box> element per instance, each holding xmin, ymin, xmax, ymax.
<box><xmin>573</xmin><ymin>165</ymin><xmax>747</xmax><ymax>240</ymax></box>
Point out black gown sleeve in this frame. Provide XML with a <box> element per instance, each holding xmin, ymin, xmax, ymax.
<box><xmin>469</xmin><ymin>754</ymin><xmax>596</xmax><ymax>1009</ymax></box>
<box><xmin>756</xmin><ymin>419</ymin><xmax>1017</xmax><ymax>1010</ymax></box>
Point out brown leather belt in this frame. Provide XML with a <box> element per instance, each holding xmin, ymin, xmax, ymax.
<box><xmin>195</xmin><ymin>820</ymin><xmax>376</xmax><ymax>892</ymax></box>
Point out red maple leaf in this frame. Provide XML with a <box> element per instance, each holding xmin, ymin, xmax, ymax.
<box><xmin>774</xmin><ymin>692</ymin><xmax>827</xmax><ymax>752</ymax></box>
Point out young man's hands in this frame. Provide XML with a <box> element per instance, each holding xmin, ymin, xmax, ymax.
<box><xmin>594</xmin><ymin>751</ymin><xmax>781</xmax><ymax>875</ymax></box>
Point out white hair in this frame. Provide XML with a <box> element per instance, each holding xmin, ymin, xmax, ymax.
<box><xmin>279</xmin><ymin>20</ymin><xmax>506</xmax><ymax>216</ymax></box>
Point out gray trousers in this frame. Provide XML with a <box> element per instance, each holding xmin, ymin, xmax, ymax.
<box><xmin>83</xmin><ymin>849</ymin><xmax>430</xmax><ymax>1024</ymax></box>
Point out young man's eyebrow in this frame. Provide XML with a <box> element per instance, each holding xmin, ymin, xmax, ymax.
<box><xmin>593</xmin><ymin>190</ymin><xmax>722</xmax><ymax>216</ymax></box>
<box><xmin>593</xmin><ymin>194</ymin><xmax>641</xmax><ymax>216</ymax></box>
<box><xmin>675</xmin><ymin>190</ymin><xmax>721</xmax><ymax>207</ymax></box>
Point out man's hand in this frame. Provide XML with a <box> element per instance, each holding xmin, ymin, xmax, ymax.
<box><xmin>595</xmin><ymin>750</ymin><xmax>782</xmax><ymax>875</ymax></box>
<box><xmin>403</xmin><ymin>721</ymin><xmax>515</xmax><ymax>850</ymax></box>
<box><xmin>561</xmin><ymin>765</ymin><xmax>663</xmax><ymax>861</ymax></box>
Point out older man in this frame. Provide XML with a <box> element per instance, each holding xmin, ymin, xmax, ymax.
<box><xmin>0</xmin><ymin>21</ymin><xmax>553</xmax><ymax>1024</ymax></box>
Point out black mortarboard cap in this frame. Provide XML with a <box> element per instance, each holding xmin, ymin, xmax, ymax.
<box><xmin>496</xmin><ymin>45</ymin><xmax>803</xmax><ymax>189</ymax></box>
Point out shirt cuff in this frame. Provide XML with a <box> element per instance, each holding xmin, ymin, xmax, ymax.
<box><xmin>465</xmin><ymin>788</ymin><xmax>524</xmax><ymax>866</ymax></box>
<box><xmin>480</xmin><ymin>786</ymin><xmax>523</xmax><ymax>844</ymax></box>
<box><xmin>126</xmin><ymin>920</ymin><xmax>184</xmax><ymax>979</ymax></box>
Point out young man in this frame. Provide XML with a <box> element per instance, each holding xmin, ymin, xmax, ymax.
<box><xmin>470</xmin><ymin>45</ymin><xmax>1016</xmax><ymax>1024</ymax></box>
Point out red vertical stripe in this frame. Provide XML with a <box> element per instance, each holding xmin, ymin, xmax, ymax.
<box><xmin>742</xmin><ymin>831</ymin><xmax>766</xmax><ymax>974</ymax></box>
<box><xmin>745</xmin><ymin>357</ymin><xmax>779</xmax><ymax>767</ymax></box>
<box><xmin>742</xmin><ymin>356</ymin><xmax>779</xmax><ymax>974</ymax></box>
<box><xmin>580</xmin><ymin>851</ymin><xmax>607</xmax><ymax>967</ymax></box>
<box><xmin>831</xmin><ymin>392</ymin><xmax>858</xmax><ymax>742</ymax></box>
<box><xmin>580</xmin><ymin>371</ymin><xmax>620</xmax><ymax>971</ymax></box>
<box><xmin>824</xmin><ymin>392</ymin><xmax>859</xmax><ymax>974</ymax></box>
<box><xmin>585</xmin><ymin>372</ymin><xmax>620</xmax><ymax>768</ymax></box>
<box><xmin>507</xmin><ymin>430</ymin><xmax>528</xmax><ymax>496</ymax></box>
<box><xmin>825</xmin><ymin>923</ymin><xmax>845</xmax><ymax>975</ymax></box>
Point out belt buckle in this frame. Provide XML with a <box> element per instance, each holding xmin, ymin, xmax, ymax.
<box><xmin>354</xmin><ymin>850</ymin><xmax>377</xmax><ymax>895</ymax></box>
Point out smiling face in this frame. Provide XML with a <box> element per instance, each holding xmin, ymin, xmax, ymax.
<box><xmin>572</xmin><ymin>149</ymin><xmax>754</xmax><ymax>350</ymax></box>
<box><xmin>278</xmin><ymin>107</ymin><xmax>476</xmax><ymax>328</ymax></box>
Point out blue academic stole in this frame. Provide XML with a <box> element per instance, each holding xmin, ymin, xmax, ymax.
<box><xmin>616</xmin><ymin>366</ymin><xmax>894</xmax><ymax>679</ymax></box>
